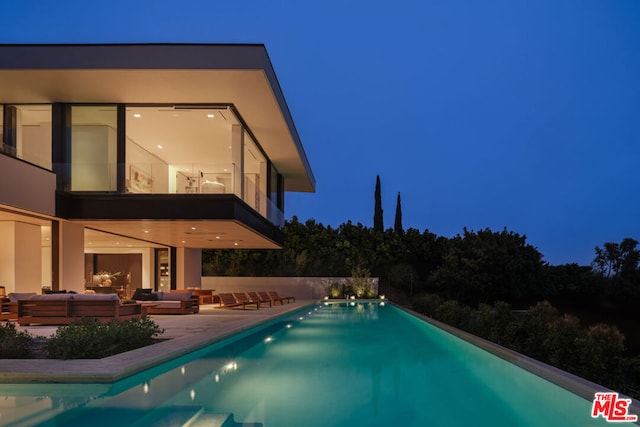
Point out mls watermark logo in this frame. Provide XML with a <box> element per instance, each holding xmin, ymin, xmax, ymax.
<box><xmin>591</xmin><ymin>392</ymin><xmax>638</xmax><ymax>423</ymax></box>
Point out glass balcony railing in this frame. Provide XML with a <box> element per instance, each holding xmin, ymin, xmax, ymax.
<box><xmin>266</xmin><ymin>194</ymin><xmax>285</xmax><ymax>227</ymax></box>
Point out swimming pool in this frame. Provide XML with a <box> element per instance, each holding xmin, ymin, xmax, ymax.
<box><xmin>0</xmin><ymin>302</ymin><xmax>633</xmax><ymax>426</ymax></box>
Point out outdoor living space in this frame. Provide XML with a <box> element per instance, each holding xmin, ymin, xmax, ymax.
<box><xmin>0</xmin><ymin>299</ymin><xmax>312</xmax><ymax>383</ymax></box>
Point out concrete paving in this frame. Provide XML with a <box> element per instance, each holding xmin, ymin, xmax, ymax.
<box><xmin>0</xmin><ymin>300</ymin><xmax>314</xmax><ymax>383</ymax></box>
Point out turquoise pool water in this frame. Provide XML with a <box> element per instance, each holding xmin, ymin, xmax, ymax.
<box><xmin>0</xmin><ymin>302</ymin><xmax>633</xmax><ymax>426</ymax></box>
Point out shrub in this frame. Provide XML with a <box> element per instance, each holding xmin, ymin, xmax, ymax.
<box><xmin>0</xmin><ymin>322</ymin><xmax>33</xmax><ymax>358</ymax></box>
<box><xmin>542</xmin><ymin>314</ymin><xmax>582</xmax><ymax>373</ymax></box>
<box><xmin>327</xmin><ymin>282</ymin><xmax>342</xmax><ymax>298</ymax></box>
<box><xmin>351</xmin><ymin>266</ymin><xmax>374</xmax><ymax>298</ymax></box>
<box><xmin>434</xmin><ymin>300</ymin><xmax>472</xmax><ymax>330</ymax></box>
<box><xmin>412</xmin><ymin>293</ymin><xmax>444</xmax><ymax>317</ymax></box>
<box><xmin>469</xmin><ymin>301</ymin><xmax>516</xmax><ymax>346</ymax></box>
<box><xmin>47</xmin><ymin>317</ymin><xmax>164</xmax><ymax>359</ymax></box>
<box><xmin>518</xmin><ymin>301</ymin><xmax>561</xmax><ymax>359</ymax></box>
<box><xmin>577</xmin><ymin>323</ymin><xmax>626</xmax><ymax>389</ymax></box>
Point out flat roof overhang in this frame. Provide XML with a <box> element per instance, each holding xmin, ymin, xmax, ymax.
<box><xmin>0</xmin><ymin>43</ymin><xmax>315</xmax><ymax>192</ymax></box>
<box><xmin>56</xmin><ymin>193</ymin><xmax>284</xmax><ymax>249</ymax></box>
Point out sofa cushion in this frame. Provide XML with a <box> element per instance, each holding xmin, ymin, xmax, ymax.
<box><xmin>162</xmin><ymin>292</ymin><xmax>192</xmax><ymax>301</ymax></box>
<box><xmin>73</xmin><ymin>293</ymin><xmax>120</xmax><ymax>301</ymax></box>
<box><xmin>8</xmin><ymin>292</ymin><xmax>37</xmax><ymax>302</ymax></box>
<box><xmin>30</xmin><ymin>293</ymin><xmax>74</xmax><ymax>300</ymax></box>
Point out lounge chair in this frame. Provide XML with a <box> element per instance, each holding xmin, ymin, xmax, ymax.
<box><xmin>232</xmin><ymin>292</ymin><xmax>264</xmax><ymax>309</ymax></box>
<box><xmin>246</xmin><ymin>291</ymin><xmax>272</xmax><ymax>308</ymax></box>
<box><xmin>258</xmin><ymin>291</ymin><xmax>284</xmax><ymax>305</ymax></box>
<box><xmin>268</xmin><ymin>290</ymin><xmax>295</xmax><ymax>303</ymax></box>
<box><xmin>218</xmin><ymin>293</ymin><xmax>259</xmax><ymax>310</ymax></box>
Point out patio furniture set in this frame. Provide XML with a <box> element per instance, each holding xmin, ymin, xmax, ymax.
<box><xmin>0</xmin><ymin>288</ymin><xmax>295</xmax><ymax>325</ymax></box>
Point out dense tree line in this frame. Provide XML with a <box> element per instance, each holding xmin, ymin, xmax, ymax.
<box><xmin>203</xmin><ymin>216</ymin><xmax>444</xmax><ymax>282</ymax></box>
<box><xmin>203</xmin><ymin>217</ymin><xmax>640</xmax><ymax>308</ymax></box>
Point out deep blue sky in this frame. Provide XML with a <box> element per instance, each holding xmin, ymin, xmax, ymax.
<box><xmin>2</xmin><ymin>1</ymin><xmax>639</xmax><ymax>265</ymax></box>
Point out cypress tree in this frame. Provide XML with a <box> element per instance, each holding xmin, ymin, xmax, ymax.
<box><xmin>373</xmin><ymin>175</ymin><xmax>383</xmax><ymax>232</ymax></box>
<box><xmin>394</xmin><ymin>192</ymin><xmax>403</xmax><ymax>233</ymax></box>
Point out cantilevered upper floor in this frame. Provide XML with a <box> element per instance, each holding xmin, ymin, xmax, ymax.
<box><xmin>0</xmin><ymin>44</ymin><xmax>315</xmax><ymax>249</ymax></box>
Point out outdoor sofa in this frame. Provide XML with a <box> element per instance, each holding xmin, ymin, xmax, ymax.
<box><xmin>2</xmin><ymin>292</ymin><xmax>38</xmax><ymax>321</ymax></box>
<box><xmin>16</xmin><ymin>293</ymin><xmax>143</xmax><ymax>326</ymax></box>
<box><xmin>1</xmin><ymin>298</ymin><xmax>19</xmax><ymax>321</ymax></box>
<box><xmin>180</xmin><ymin>288</ymin><xmax>215</xmax><ymax>305</ymax></box>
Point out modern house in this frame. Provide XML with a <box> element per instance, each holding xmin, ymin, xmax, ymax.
<box><xmin>0</xmin><ymin>44</ymin><xmax>314</xmax><ymax>295</ymax></box>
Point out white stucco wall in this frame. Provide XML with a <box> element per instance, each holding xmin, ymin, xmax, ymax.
<box><xmin>177</xmin><ymin>248</ymin><xmax>202</xmax><ymax>289</ymax></box>
<box><xmin>58</xmin><ymin>221</ymin><xmax>86</xmax><ymax>293</ymax></box>
<box><xmin>0</xmin><ymin>221</ymin><xmax>42</xmax><ymax>293</ymax></box>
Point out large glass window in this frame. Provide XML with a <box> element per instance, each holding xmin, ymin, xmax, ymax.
<box><xmin>270</xmin><ymin>164</ymin><xmax>279</xmax><ymax>205</ymax></box>
<box><xmin>123</xmin><ymin>105</ymin><xmax>277</xmax><ymax>221</ymax></box>
<box><xmin>70</xmin><ymin>106</ymin><xmax>118</xmax><ymax>191</ymax></box>
<box><xmin>1</xmin><ymin>105</ymin><xmax>52</xmax><ymax>170</ymax></box>
<box><xmin>125</xmin><ymin>106</ymin><xmax>237</xmax><ymax>194</ymax></box>
<box><xmin>244</xmin><ymin>133</ymin><xmax>267</xmax><ymax>216</ymax></box>
<box><xmin>269</xmin><ymin>164</ymin><xmax>284</xmax><ymax>226</ymax></box>
<box><xmin>64</xmin><ymin>104</ymin><xmax>278</xmax><ymax>221</ymax></box>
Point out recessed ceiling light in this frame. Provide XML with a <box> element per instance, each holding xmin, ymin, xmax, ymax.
<box><xmin>215</xmin><ymin>236</ymin><xmax>221</xmax><ymax>240</ymax></box>
<box><xmin>234</xmin><ymin>242</ymin><xmax>239</xmax><ymax>246</ymax></box>
<box><xmin>191</xmin><ymin>226</ymin><xmax>196</xmax><ymax>230</ymax></box>
<box><xmin>133</xmin><ymin>113</ymin><xmax>141</xmax><ymax>118</ymax></box>
<box><xmin>207</xmin><ymin>114</ymin><xmax>214</xmax><ymax>118</ymax></box>
<box><xmin>157</xmin><ymin>145</ymin><xmax>163</xmax><ymax>149</ymax></box>
<box><xmin>144</xmin><ymin>230</ymin><xmax>149</xmax><ymax>233</ymax></box>
<box><xmin>182</xmin><ymin>240</ymin><xmax>186</xmax><ymax>244</ymax></box>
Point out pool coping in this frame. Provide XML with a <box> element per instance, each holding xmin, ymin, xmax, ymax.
<box><xmin>393</xmin><ymin>303</ymin><xmax>640</xmax><ymax>420</ymax></box>
<box><xmin>0</xmin><ymin>301</ymin><xmax>314</xmax><ymax>384</ymax></box>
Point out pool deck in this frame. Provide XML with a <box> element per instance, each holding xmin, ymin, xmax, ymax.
<box><xmin>0</xmin><ymin>300</ymin><xmax>314</xmax><ymax>383</ymax></box>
